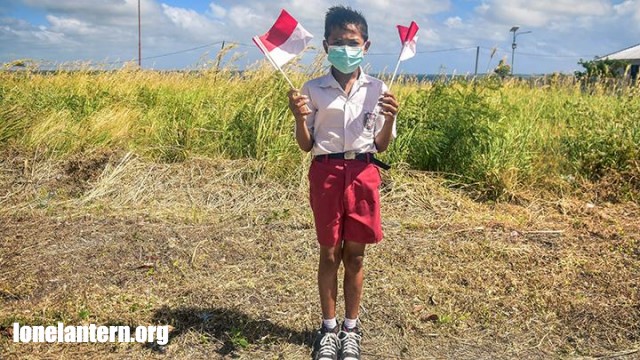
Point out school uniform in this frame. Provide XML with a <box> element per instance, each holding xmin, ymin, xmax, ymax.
<box><xmin>299</xmin><ymin>68</ymin><xmax>397</xmax><ymax>247</ymax></box>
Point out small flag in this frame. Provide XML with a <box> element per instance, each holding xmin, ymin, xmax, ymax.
<box><xmin>253</xmin><ymin>9</ymin><xmax>313</xmax><ymax>68</ymax></box>
<box><xmin>397</xmin><ymin>21</ymin><xmax>419</xmax><ymax>61</ymax></box>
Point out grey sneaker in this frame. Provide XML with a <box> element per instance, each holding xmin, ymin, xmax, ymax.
<box><xmin>338</xmin><ymin>324</ymin><xmax>362</xmax><ymax>360</ymax></box>
<box><xmin>313</xmin><ymin>324</ymin><xmax>340</xmax><ymax>360</ymax></box>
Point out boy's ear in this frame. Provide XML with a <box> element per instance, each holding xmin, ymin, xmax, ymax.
<box><xmin>323</xmin><ymin>40</ymin><xmax>328</xmax><ymax>54</ymax></box>
<box><xmin>364</xmin><ymin>40</ymin><xmax>371</xmax><ymax>54</ymax></box>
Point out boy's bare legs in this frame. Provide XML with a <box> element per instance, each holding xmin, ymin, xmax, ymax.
<box><xmin>342</xmin><ymin>241</ymin><xmax>366</xmax><ymax>320</ymax></box>
<box><xmin>340</xmin><ymin>241</ymin><xmax>365</xmax><ymax>360</ymax></box>
<box><xmin>318</xmin><ymin>245</ymin><xmax>343</xmax><ymax>320</ymax></box>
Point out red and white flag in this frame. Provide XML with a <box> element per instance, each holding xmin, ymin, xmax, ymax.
<box><xmin>253</xmin><ymin>9</ymin><xmax>313</xmax><ymax>68</ymax></box>
<box><xmin>397</xmin><ymin>21</ymin><xmax>419</xmax><ymax>61</ymax></box>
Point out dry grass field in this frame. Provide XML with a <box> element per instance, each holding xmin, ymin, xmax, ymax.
<box><xmin>1</xmin><ymin>148</ymin><xmax>638</xmax><ymax>359</ymax></box>
<box><xmin>1</xmin><ymin>61</ymin><xmax>639</xmax><ymax>358</ymax></box>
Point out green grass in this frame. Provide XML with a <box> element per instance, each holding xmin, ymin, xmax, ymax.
<box><xmin>1</xmin><ymin>61</ymin><xmax>639</xmax><ymax>200</ymax></box>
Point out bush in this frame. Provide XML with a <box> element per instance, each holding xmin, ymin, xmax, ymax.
<box><xmin>560</xmin><ymin>96</ymin><xmax>640</xmax><ymax>180</ymax></box>
<box><xmin>390</xmin><ymin>81</ymin><xmax>501</xmax><ymax>193</ymax></box>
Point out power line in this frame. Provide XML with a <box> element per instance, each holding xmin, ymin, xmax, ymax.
<box><xmin>124</xmin><ymin>41</ymin><xmax>593</xmax><ymax>62</ymax></box>
<box><xmin>50</xmin><ymin>40</ymin><xmax>598</xmax><ymax>68</ymax></box>
<box><xmin>515</xmin><ymin>51</ymin><xmax>597</xmax><ymax>59</ymax></box>
<box><xmin>478</xmin><ymin>46</ymin><xmax>596</xmax><ymax>59</ymax></box>
<box><xmin>357</xmin><ymin>46</ymin><xmax>478</xmax><ymax>56</ymax></box>
<box><xmin>101</xmin><ymin>41</ymin><xmax>224</xmax><ymax>65</ymax></box>
<box><xmin>142</xmin><ymin>41</ymin><xmax>224</xmax><ymax>60</ymax></box>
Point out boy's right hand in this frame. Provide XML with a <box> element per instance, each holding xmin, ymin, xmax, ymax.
<box><xmin>288</xmin><ymin>89</ymin><xmax>312</xmax><ymax>122</ymax></box>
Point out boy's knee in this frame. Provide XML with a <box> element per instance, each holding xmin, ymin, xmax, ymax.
<box><xmin>319</xmin><ymin>247</ymin><xmax>342</xmax><ymax>270</ymax></box>
<box><xmin>343</xmin><ymin>252</ymin><xmax>364</xmax><ymax>273</ymax></box>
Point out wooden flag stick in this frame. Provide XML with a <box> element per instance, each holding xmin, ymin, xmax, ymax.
<box><xmin>388</xmin><ymin>46</ymin><xmax>405</xmax><ymax>91</ymax></box>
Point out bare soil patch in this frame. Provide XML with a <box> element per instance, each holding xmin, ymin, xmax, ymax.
<box><xmin>1</xmin><ymin>151</ymin><xmax>638</xmax><ymax>359</ymax></box>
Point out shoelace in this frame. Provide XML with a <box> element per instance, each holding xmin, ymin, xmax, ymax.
<box><xmin>318</xmin><ymin>332</ymin><xmax>340</xmax><ymax>357</ymax></box>
<box><xmin>340</xmin><ymin>331</ymin><xmax>362</xmax><ymax>355</ymax></box>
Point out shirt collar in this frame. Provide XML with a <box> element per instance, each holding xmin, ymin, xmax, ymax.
<box><xmin>318</xmin><ymin>67</ymin><xmax>371</xmax><ymax>89</ymax></box>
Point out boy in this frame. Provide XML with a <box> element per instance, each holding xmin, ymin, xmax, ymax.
<box><xmin>287</xmin><ymin>6</ymin><xmax>399</xmax><ymax>360</ymax></box>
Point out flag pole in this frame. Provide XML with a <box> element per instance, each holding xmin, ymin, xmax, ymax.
<box><xmin>371</xmin><ymin>45</ymin><xmax>404</xmax><ymax>118</ymax></box>
<box><xmin>388</xmin><ymin>47</ymin><xmax>404</xmax><ymax>91</ymax></box>
<box><xmin>252</xmin><ymin>36</ymin><xmax>296</xmax><ymax>89</ymax></box>
<box><xmin>377</xmin><ymin>37</ymin><xmax>410</xmax><ymax>116</ymax></box>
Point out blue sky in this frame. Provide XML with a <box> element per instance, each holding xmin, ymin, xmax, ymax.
<box><xmin>1</xmin><ymin>1</ymin><xmax>639</xmax><ymax>74</ymax></box>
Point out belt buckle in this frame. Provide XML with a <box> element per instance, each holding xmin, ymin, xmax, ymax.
<box><xmin>344</xmin><ymin>151</ymin><xmax>356</xmax><ymax>160</ymax></box>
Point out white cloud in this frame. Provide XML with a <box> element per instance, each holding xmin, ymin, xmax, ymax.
<box><xmin>614</xmin><ymin>0</ymin><xmax>640</xmax><ymax>22</ymax></box>
<box><xmin>0</xmin><ymin>16</ymin><xmax>75</xmax><ymax>50</ymax></box>
<box><xmin>161</xmin><ymin>4</ymin><xmax>219</xmax><ymax>36</ymax></box>
<box><xmin>353</xmin><ymin>0</ymin><xmax>450</xmax><ymax>15</ymax></box>
<box><xmin>445</xmin><ymin>16</ymin><xmax>463</xmax><ymax>28</ymax></box>
<box><xmin>478</xmin><ymin>0</ymin><xmax>612</xmax><ymax>28</ymax></box>
<box><xmin>209</xmin><ymin>3</ymin><xmax>227</xmax><ymax>18</ymax></box>
<box><xmin>529</xmin><ymin>0</ymin><xmax>611</xmax><ymax>16</ymax></box>
<box><xmin>288</xmin><ymin>0</ymin><xmax>329</xmax><ymax>20</ymax></box>
<box><xmin>421</xmin><ymin>28</ymin><xmax>440</xmax><ymax>45</ymax></box>
<box><xmin>32</xmin><ymin>27</ymin><xmax>69</xmax><ymax>45</ymax></box>
<box><xmin>227</xmin><ymin>6</ymin><xmax>264</xmax><ymax>29</ymax></box>
<box><xmin>1</xmin><ymin>0</ymin><xmax>639</xmax><ymax>73</ymax></box>
<box><xmin>22</xmin><ymin>0</ymin><xmax>140</xmax><ymax>27</ymax></box>
<box><xmin>46</xmin><ymin>15</ymin><xmax>97</xmax><ymax>35</ymax></box>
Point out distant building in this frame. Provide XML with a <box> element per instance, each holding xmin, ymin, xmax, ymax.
<box><xmin>601</xmin><ymin>43</ymin><xmax>640</xmax><ymax>79</ymax></box>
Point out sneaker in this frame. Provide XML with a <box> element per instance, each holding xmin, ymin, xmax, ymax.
<box><xmin>313</xmin><ymin>324</ymin><xmax>340</xmax><ymax>360</ymax></box>
<box><xmin>338</xmin><ymin>324</ymin><xmax>362</xmax><ymax>360</ymax></box>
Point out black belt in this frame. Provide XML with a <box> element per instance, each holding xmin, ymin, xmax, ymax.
<box><xmin>314</xmin><ymin>152</ymin><xmax>391</xmax><ymax>170</ymax></box>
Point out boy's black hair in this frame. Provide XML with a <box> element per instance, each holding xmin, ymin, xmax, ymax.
<box><xmin>324</xmin><ymin>6</ymin><xmax>368</xmax><ymax>41</ymax></box>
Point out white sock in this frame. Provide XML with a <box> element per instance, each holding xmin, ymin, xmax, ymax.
<box><xmin>323</xmin><ymin>317</ymin><xmax>337</xmax><ymax>329</ymax></box>
<box><xmin>344</xmin><ymin>317</ymin><xmax>358</xmax><ymax>329</ymax></box>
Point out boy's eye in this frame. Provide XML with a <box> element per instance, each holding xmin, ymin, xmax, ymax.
<box><xmin>330</xmin><ymin>40</ymin><xmax>361</xmax><ymax>47</ymax></box>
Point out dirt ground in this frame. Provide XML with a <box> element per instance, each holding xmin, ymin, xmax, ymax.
<box><xmin>1</xmin><ymin>149</ymin><xmax>639</xmax><ymax>359</ymax></box>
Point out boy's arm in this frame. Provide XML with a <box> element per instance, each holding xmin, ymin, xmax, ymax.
<box><xmin>288</xmin><ymin>88</ymin><xmax>314</xmax><ymax>152</ymax></box>
<box><xmin>374</xmin><ymin>91</ymin><xmax>399</xmax><ymax>153</ymax></box>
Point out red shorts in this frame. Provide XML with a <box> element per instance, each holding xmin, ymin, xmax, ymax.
<box><xmin>308</xmin><ymin>157</ymin><xmax>383</xmax><ymax>247</ymax></box>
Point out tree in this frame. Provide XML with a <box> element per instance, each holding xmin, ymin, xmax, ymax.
<box><xmin>494</xmin><ymin>57</ymin><xmax>511</xmax><ymax>78</ymax></box>
<box><xmin>574</xmin><ymin>58</ymin><xmax>630</xmax><ymax>79</ymax></box>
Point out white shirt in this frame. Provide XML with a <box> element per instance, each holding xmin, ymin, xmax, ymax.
<box><xmin>299</xmin><ymin>69</ymin><xmax>397</xmax><ymax>156</ymax></box>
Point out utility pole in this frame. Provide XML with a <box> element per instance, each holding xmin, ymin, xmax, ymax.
<box><xmin>474</xmin><ymin>46</ymin><xmax>479</xmax><ymax>76</ymax></box>
<box><xmin>510</xmin><ymin>26</ymin><xmax>531</xmax><ymax>75</ymax></box>
<box><xmin>138</xmin><ymin>0</ymin><xmax>142</xmax><ymax>67</ymax></box>
<box><xmin>215</xmin><ymin>41</ymin><xmax>225</xmax><ymax>72</ymax></box>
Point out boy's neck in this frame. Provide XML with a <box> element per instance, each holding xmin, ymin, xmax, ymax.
<box><xmin>331</xmin><ymin>67</ymin><xmax>360</xmax><ymax>93</ymax></box>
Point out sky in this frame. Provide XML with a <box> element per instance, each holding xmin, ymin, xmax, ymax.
<box><xmin>1</xmin><ymin>0</ymin><xmax>639</xmax><ymax>75</ymax></box>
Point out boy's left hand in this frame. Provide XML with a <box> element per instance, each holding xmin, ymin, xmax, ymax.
<box><xmin>378</xmin><ymin>91</ymin><xmax>399</xmax><ymax>121</ymax></box>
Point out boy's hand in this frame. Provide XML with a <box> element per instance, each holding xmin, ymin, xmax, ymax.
<box><xmin>378</xmin><ymin>91</ymin><xmax>399</xmax><ymax>121</ymax></box>
<box><xmin>288</xmin><ymin>89</ymin><xmax>312</xmax><ymax>122</ymax></box>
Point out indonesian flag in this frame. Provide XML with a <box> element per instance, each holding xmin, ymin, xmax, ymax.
<box><xmin>253</xmin><ymin>9</ymin><xmax>313</xmax><ymax>68</ymax></box>
<box><xmin>397</xmin><ymin>21</ymin><xmax>419</xmax><ymax>61</ymax></box>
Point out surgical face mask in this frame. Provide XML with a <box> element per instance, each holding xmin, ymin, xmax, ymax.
<box><xmin>327</xmin><ymin>45</ymin><xmax>364</xmax><ymax>74</ymax></box>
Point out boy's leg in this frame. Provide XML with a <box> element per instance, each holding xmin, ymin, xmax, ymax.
<box><xmin>318</xmin><ymin>244</ymin><xmax>343</xmax><ymax>320</ymax></box>
<box><xmin>339</xmin><ymin>241</ymin><xmax>365</xmax><ymax>360</ymax></box>
<box><xmin>342</xmin><ymin>241</ymin><xmax>366</xmax><ymax>320</ymax></box>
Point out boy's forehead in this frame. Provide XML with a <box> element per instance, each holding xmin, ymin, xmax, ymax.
<box><xmin>327</xmin><ymin>24</ymin><xmax>365</xmax><ymax>41</ymax></box>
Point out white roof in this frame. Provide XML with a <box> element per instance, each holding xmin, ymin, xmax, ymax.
<box><xmin>602</xmin><ymin>43</ymin><xmax>640</xmax><ymax>60</ymax></box>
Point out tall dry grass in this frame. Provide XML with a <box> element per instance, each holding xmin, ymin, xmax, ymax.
<box><xmin>1</xmin><ymin>56</ymin><xmax>639</xmax><ymax>200</ymax></box>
